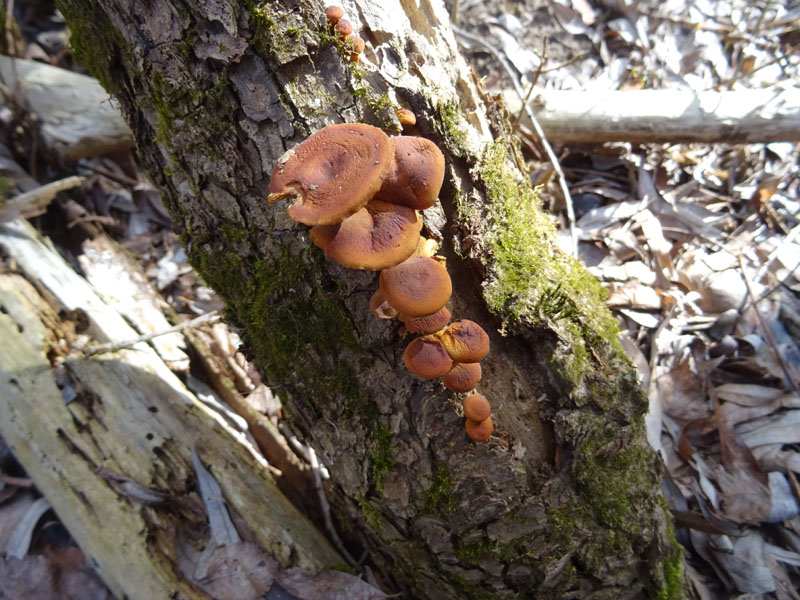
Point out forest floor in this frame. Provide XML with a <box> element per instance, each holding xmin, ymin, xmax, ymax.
<box><xmin>1</xmin><ymin>0</ymin><xmax>799</xmax><ymax>598</ymax></box>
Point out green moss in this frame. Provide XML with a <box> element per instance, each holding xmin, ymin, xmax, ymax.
<box><xmin>371</xmin><ymin>423</ymin><xmax>396</xmax><ymax>493</ymax></box>
<box><xmin>658</xmin><ymin>500</ymin><xmax>685</xmax><ymax>600</ymax></box>
<box><xmin>57</xmin><ymin>1</ymin><xmax>127</xmax><ymax>94</ymax></box>
<box><xmin>357</xmin><ymin>495</ymin><xmax>383</xmax><ymax>530</ymax></box>
<box><xmin>422</xmin><ymin>463</ymin><xmax>455</xmax><ymax>514</ymax></box>
<box><xmin>247</xmin><ymin>1</ymin><xmax>311</xmax><ymax>62</ymax></box>
<box><xmin>435</xmin><ymin>100</ymin><xmax>469</xmax><ymax>157</ymax></box>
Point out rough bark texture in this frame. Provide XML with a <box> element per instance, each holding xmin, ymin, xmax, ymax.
<box><xmin>57</xmin><ymin>0</ymin><xmax>684</xmax><ymax>597</ymax></box>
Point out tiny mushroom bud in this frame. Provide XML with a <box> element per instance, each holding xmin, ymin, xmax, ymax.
<box><xmin>437</xmin><ymin>320</ymin><xmax>490</xmax><ymax>363</ymax></box>
<box><xmin>268</xmin><ymin>123</ymin><xmax>392</xmax><ymax>226</ymax></box>
<box><xmin>370</xmin><ymin>289</ymin><xmax>399</xmax><ymax>319</ymax></box>
<box><xmin>395</xmin><ymin>108</ymin><xmax>416</xmax><ymax>130</ymax></box>
<box><xmin>325</xmin><ymin>5</ymin><xmax>344</xmax><ymax>24</ymax></box>
<box><xmin>400</xmin><ymin>306</ymin><xmax>451</xmax><ymax>335</ymax></box>
<box><xmin>309</xmin><ymin>199</ymin><xmax>421</xmax><ymax>270</ymax></box>
<box><xmin>463</xmin><ymin>393</ymin><xmax>491</xmax><ymax>422</ymax></box>
<box><xmin>334</xmin><ymin>18</ymin><xmax>353</xmax><ymax>40</ymax></box>
<box><xmin>374</xmin><ymin>136</ymin><xmax>445</xmax><ymax>210</ymax></box>
<box><xmin>442</xmin><ymin>362</ymin><xmax>482</xmax><ymax>393</ymax></box>
<box><xmin>380</xmin><ymin>256</ymin><xmax>452</xmax><ymax>317</ymax></box>
<box><xmin>403</xmin><ymin>336</ymin><xmax>453</xmax><ymax>379</ymax></box>
<box><xmin>465</xmin><ymin>416</ymin><xmax>493</xmax><ymax>442</ymax></box>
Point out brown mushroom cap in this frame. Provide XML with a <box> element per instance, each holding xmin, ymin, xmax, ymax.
<box><xmin>349</xmin><ymin>35</ymin><xmax>365</xmax><ymax>63</ymax></box>
<box><xmin>374</xmin><ymin>136</ymin><xmax>445</xmax><ymax>210</ymax></box>
<box><xmin>309</xmin><ymin>199</ymin><xmax>421</xmax><ymax>270</ymax></box>
<box><xmin>379</xmin><ymin>256</ymin><xmax>452</xmax><ymax>317</ymax></box>
<box><xmin>463</xmin><ymin>393</ymin><xmax>491</xmax><ymax>422</ymax></box>
<box><xmin>437</xmin><ymin>320</ymin><xmax>490</xmax><ymax>363</ymax></box>
<box><xmin>403</xmin><ymin>336</ymin><xmax>453</xmax><ymax>379</ymax></box>
<box><xmin>443</xmin><ymin>362</ymin><xmax>482</xmax><ymax>393</ymax></box>
<box><xmin>268</xmin><ymin>123</ymin><xmax>392</xmax><ymax>226</ymax></box>
<box><xmin>465</xmin><ymin>416</ymin><xmax>493</xmax><ymax>442</ymax></box>
<box><xmin>395</xmin><ymin>108</ymin><xmax>416</xmax><ymax>129</ymax></box>
<box><xmin>325</xmin><ymin>5</ymin><xmax>344</xmax><ymax>24</ymax></box>
<box><xmin>334</xmin><ymin>18</ymin><xmax>353</xmax><ymax>39</ymax></box>
<box><xmin>400</xmin><ymin>306</ymin><xmax>451</xmax><ymax>335</ymax></box>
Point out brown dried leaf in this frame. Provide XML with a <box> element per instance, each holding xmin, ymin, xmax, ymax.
<box><xmin>712</xmin><ymin>391</ymin><xmax>771</xmax><ymax>524</ymax></box>
<box><xmin>277</xmin><ymin>568</ymin><xmax>388</xmax><ymax>600</ymax></box>
<box><xmin>654</xmin><ymin>359</ymin><xmax>710</xmax><ymax>421</ymax></box>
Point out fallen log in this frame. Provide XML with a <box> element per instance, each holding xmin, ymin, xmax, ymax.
<box><xmin>503</xmin><ymin>86</ymin><xmax>800</xmax><ymax>143</ymax></box>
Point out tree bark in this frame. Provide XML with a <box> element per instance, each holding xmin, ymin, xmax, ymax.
<box><xmin>54</xmin><ymin>0</ymin><xmax>684</xmax><ymax>597</ymax></box>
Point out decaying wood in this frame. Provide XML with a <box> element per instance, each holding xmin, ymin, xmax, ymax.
<box><xmin>0</xmin><ymin>56</ymin><xmax>133</xmax><ymax>160</ymax></box>
<box><xmin>0</xmin><ymin>219</ymin><xmax>342</xmax><ymax>598</ymax></box>
<box><xmin>49</xmin><ymin>0</ymin><xmax>684</xmax><ymax>597</ymax></box>
<box><xmin>504</xmin><ymin>86</ymin><xmax>800</xmax><ymax>143</ymax></box>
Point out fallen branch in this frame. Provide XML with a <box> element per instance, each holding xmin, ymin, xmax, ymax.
<box><xmin>504</xmin><ymin>86</ymin><xmax>800</xmax><ymax>143</ymax></box>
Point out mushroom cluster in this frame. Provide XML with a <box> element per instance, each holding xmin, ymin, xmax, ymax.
<box><xmin>269</xmin><ymin>118</ymin><xmax>493</xmax><ymax>442</ymax></box>
<box><xmin>325</xmin><ymin>5</ymin><xmax>365</xmax><ymax>63</ymax></box>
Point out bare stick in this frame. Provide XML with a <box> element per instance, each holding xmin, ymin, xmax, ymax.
<box><xmin>86</xmin><ymin>310</ymin><xmax>221</xmax><ymax>356</ymax></box>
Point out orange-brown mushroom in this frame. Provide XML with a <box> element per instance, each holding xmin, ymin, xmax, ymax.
<box><xmin>443</xmin><ymin>362</ymin><xmax>481</xmax><ymax>393</ymax></box>
<box><xmin>334</xmin><ymin>18</ymin><xmax>353</xmax><ymax>40</ymax></box>
<box><xmin>395</xmin><ymin>108</ymin><xmax>416</xmax><ymax>130</ymax></box>
<box><xmin>465</xmin><ymin>416</ymin><xmax>493</xmax><ymax>442</ymax></box>
<box><xmin>268</xmin><ymin>123</ymin><xmax>392</xmax><ymax>226</ymax></box>
<box><xmin>379</xmin><ymin>256</ymin><xmax>452</xmax><ymax>317</ymax></box>
<box><xmin>349</xmin><ymin>35</ymin><xmax>365</xmax><ymax>62</ymax></box>
<box><xmin>463</xmin><ymin>393</ymin><xmax>491</xmax><ymax>422</ymax></box>
<box><xmin>437</xmin><ymin>320</ymin><xmax>490</xmax><ymax>363</ymax></box>
<box><xmin>325</xmin><ymin>5</ymin><xmax>344</xmax><ymax>24</ymax></box>
<box><xmin>374</xmin><ymin>136</ymin><xmax>445</xmax><ymax>210</ymax></box>
<box><xmin>309</xmin><ymin>199</ymin><xmax>421</xmax><ymax>270</ymax></box>
<box><xmin>400</xmin><ymin>306</ymin><xmax>451</xmax><ymax>335</ymax></box>
<box><xmin>403</xmin><ymin>336</ymin><xmax>453</xmax><ymax>379</ymax></box>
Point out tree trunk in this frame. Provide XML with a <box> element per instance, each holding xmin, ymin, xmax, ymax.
<box><xmin>55</xmin><ymin>0</ymin><xmax>684</xmax><ymax>597</ymax></box>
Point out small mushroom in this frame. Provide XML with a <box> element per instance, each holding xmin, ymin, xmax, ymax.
<box><xmin>309</xmin><ymin>199</ymin><xmax>421</xmax><ymax>270</ymax></box>
<box><xmin>334</xmin><ymin>18</ymin><xmax>353</xmax><ymax>40</ymax></box>
<box><xmin>442</xmin><ymin>362</ymin><xmax>481</xmax><ymax>393</ymax></box>
<box><xmin>268</xmin><ymin>123</ymin><xmax>392</xmax><ymax>226</ymax></box>
<box><xmin>349</xmin><ymin>35</ymin><xmax>365</xmax><ymax>62</ymax></box>
<box><xmin>436</xmin><ymin>320</ymin><xmax>490</xmax><ymax>363</ymax></box>
<box><xmin>463</xmin><ymin>393</ymin><xmax>491</xmax><ymax>422</ymax></box>
<box><xmin>379</xmin><ymin>256</ymin><xmax>452</xmax><ymax>317</ymax></box>
<box><xmin>400</xmin><ymin>306</ymin><xmax>451</xmax><ymax>335</ymax></box>
<box><xmin>465</xmin><ymin>416</ymin><xmax>493</xmax><ymax>442</ymax></box>
<box><xmin>395</xmin><ymin>108</ymin><xmax>416</xmax><ymax>131</ymax></box>
<box><xmin>374</xmin><ymin>136</ymin><xmax>445</xmax><ymax>210</ymax></box>
<box><xmin>403</xmin><ymin>336</ymin><xmax>453</xmax><ymax>379</ymax></box>
<box><xmin>325</xmin><ymin>5</ymin><xmax>344</xmax><ymax>24</ymax></box>
<box><xmin>369</xmin><ymin>289</ymin><xmax>398</xmax><ymax>319</ymax></box>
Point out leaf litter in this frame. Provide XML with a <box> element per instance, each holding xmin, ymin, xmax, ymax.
<box><xmin>457</xmin><ymin>0</ymin><xmax>800</xmax><ymax>595</ymax></box>
<box><xmin>0</xmin><ymin>0</ymin><xmax>798</xmax><ymax>597</ymax></box>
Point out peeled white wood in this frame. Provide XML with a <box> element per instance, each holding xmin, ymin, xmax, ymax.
<box><xmin>504</xmin><ymin>87</ymin><xmax>800</xmax><ymax>143</ymax></box>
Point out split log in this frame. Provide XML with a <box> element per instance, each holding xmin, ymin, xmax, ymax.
<box><xmin>503</xmin><ymin>86</ymin><xmax>800</xmax><ymax>144</ymax></box>
<box><xmin>0</xmin><ymin>219</ymin><xmax>342</xmax><ymax>598</ymax></box>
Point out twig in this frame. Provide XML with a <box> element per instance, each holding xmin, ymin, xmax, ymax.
<box><xmin>738</xmin><ymin>256</ymin><xmax>800</xmax><ymax>391</ymax></box>
<box><xmin>0</xmin><ymin>176</ymin><xmax>85</xmax><ymax>224</ymax></box>
<box><xmin>4</xmin><ymin>0</ymin><xmax>15</xmax><ymax>57</ymax></box>
<box><xmin>280</xmin><ymin>425</ymin><xmax>357</xmax><ymax>567</ymax></box>
<box><xmin>454</xmin><ymin>26</ymin><xmax>578</xmax><ymax>257</ymax></box>
<box><xmin>86</xmin><ymin>310</ymin><xmax>221</xmax><ymax>356</ymax></box>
